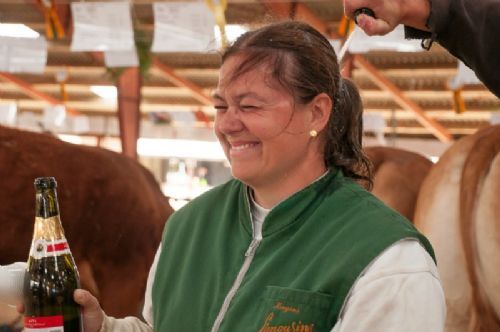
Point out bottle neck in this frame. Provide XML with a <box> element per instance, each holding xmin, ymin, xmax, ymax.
<box><xmin>35</xmin><ymin>188</ymin><xmax>60</xmax><ymax>219</ymax></box>
<box><xmin>33</xmin><ymin>188</ymin><xmax>65</xmax><ymax>241</ymax></box>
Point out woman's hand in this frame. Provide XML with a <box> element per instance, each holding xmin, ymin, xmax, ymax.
<box><xmin>74</xmin><ymin>289</ymin><xmax>105</xmax><ymax>332</ymax></box>
<box><xmin>343</xmin><ymin>0</ymin><xmax>431</xmax><ymax>35</ymax></box>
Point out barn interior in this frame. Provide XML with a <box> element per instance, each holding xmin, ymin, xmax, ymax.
<box><xmin>0</xmin><ymin>0</ymin><xmax>499</xmax><ymax>331</ymax></box>
<box><xmin>0</xmin><ymin>0</ymin><xmax>498</xmax><ymax>204</ymax></box>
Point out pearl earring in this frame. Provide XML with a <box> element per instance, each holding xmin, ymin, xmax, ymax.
<box><xmin>309</xmin><ymin>129</ymin><xmax>318</xmax><ymax>137</ymax></box>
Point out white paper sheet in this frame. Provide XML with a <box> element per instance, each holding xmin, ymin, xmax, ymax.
<box><xmin>448</xmin><ymin>61</ymin><xmax>481</xmax><ymax>89</ymax></box>
<box><xmin>0</xmin><ymin>103</ymin><xmax>17</xmax><ymax>126</ymax></box>
<box><xmin>43</xmin><ymin>105</ymin><xmax>66</xmax><ymax>129</ymax></box>
<box><xmin>152</xmin><ymin>2</ymin><xmax>216</xmax><ymax>53</ymax></box>
<box><xmin>104</xmin><ymin>49</ymin><xmax>139</xmax><ymax>67</ymax></box>
<box><xmin>490</xmin><ymin>113</ymin><xmax>500</xmax><ymax>125</ymax></box>
<box><xmin>72</xmin><ymin>115</ymin><xmax>91</xmax><ymax>133</ymax></box>
<box><xmin>71</xmin><ymin>2</ymin><xmax>134</xmax><ymax>52</ymax></box>
<box><xmin>363</xmin><ymin>112</ymin><xmax>386</xmax><ymax>145</ymax></box>
<box><xmin>0</xmin><ymin>36</ymin><xmax>47</xmax><ymax>74</ymax></box>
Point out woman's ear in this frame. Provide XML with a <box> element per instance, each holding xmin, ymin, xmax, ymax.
<box><xmin>309</xmin><ymin>92</ymin><xmax>332</xmax><ymax>133</ymax></box>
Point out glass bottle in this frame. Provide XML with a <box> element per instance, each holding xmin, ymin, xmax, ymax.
<box><xmin>23</xmin><ymin>177</ymin><xmax>82</xmax><ymax>332</ymax></box>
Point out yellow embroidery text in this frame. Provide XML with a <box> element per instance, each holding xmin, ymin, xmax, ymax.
<box><xmin>274</xmin><ymin>302</ymin><xmax>300</xmax><ymax>314</ymax></box>
<box><xmin>259</xmin><ymin>313</ymin><xmax>315</xmax><ymax>332</ymax></box>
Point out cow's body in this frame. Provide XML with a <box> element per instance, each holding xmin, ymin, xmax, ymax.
<box><xmin>365</xmin><ymin>146</ymin><xmax>433</xmax><ymax>221</ymax></box>
<box><xmin>414</xmin><ymin>125</ymin><xmax>500</xmax><ymax>331</ymax></box>
<box><xmin>0</xmin><ymin>125</ymin><xmax>173</xmax><ymax>325</ymax></box>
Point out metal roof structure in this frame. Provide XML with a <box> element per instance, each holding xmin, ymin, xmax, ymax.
<box><xmin>0</xmin><ymin>0</ymin><xmax>498</xmax><ymax>145</ymax></box>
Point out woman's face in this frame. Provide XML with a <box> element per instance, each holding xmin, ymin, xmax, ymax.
<box><xmin>214</xmin><ymin>55</ymin><xmax>325</xmax><ymax>189</ymax></box>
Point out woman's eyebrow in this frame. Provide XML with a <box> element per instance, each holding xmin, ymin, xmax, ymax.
<box><xmin>212</xmin><ymin>92</ymin><xmax>266</xmax><ymax>102</ymax></box>
<box><xmin>212</xmin><ymin>92</ymin><xmax>224</xmax><ymax>101</ymax></box>
<box><xmin>234</xmin><ymin>92</ymin><xmax>266</xmax><ymax>102</ymax></box>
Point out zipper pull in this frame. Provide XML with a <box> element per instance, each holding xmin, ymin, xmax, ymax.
<box><xmin>245</xmin><ymin>239</ymin><xmax>260</xmax><ymax>257</ymax></box>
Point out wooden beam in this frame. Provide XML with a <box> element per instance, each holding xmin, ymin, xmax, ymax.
<box><xmin>117</xmin><ymin>68</ymin><xmax>141</xmax><ymax>159</ymax></box>
<box><xmin>260</xmin><ymin>1</ymin><xmax>340</xmax><ymax>38</ymax></box>
<box><xmin>0</xmin><ymin>72</ymin><xmax>79</xmax><ymax>115</ymax></box>
<box><xmin>354</xmin><ymin>55</ymin><xmax>453</xmax><ymax>142</ymax></box>
<box><xmin>152</xmin><ymin>57</ymin><xmax>212</xmax><ymax>126</ymax></box>
<box><xmin>152</xmin><ymin>58</ymin><xmax>212</xmax><ymax>106</ymax></box>
<box><xmin>261</xmin><ymin>1</ymin><xmax>453</xmax><ymax>142</ymax></box>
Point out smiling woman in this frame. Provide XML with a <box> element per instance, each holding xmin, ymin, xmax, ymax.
<box><xmin>71</xmin><ymin>21</ymin><xmax>445</xmax><ymax>332</ymax></box>
<box><xmin>213</xmin><ymin>58</ymin><xmax>329</xmax><ymax>206</ymax></box>
<box><xmin>212</xmin><ymin>22</ymin><xmax>371</xmax><ymax>207</ymax></box>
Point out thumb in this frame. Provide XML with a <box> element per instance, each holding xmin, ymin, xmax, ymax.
<box><xmin>74</xmin><ymin>289</ymin><xmax>105</xmax><ymax>332</ymax></box>
<box><xmin>357</xmin><ymin>14</ymin><xmax>393</xmax><ymax>36</ymax></box>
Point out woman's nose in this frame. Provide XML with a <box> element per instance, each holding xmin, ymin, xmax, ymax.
<box><xmin>215</xmin><ymin>108</ymin><xmax>244</xmax><ymax>134</ymax></box>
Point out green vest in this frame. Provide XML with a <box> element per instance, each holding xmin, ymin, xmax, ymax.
<box><xmin>152</xmin><ymin>170</ymin><xmax>435</xmax><ymax>331</ymax></box>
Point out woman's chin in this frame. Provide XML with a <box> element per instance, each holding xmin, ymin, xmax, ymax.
<box><xmin>230</xmin><ymin>169</ymin><xmax>256</xmax><ymax>185</ymax></box>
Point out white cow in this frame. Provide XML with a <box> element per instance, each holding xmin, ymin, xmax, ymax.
<box><xmin>414</xmin><ymin>125</ymin><xmax>500</xmax><ymax>331</ymax></box>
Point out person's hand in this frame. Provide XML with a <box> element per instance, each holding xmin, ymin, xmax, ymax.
<box><xmin>17</xmin><ymin>289</ymin><xmax>104</xmax><ymax>332</ymax></box>
<box><xmin>74</xmin><ymin>289</ymin><xmax>105</xmax><ymax>332</ymax></box>
<box><xmin>343</xmin><ymin>0</ymin><xmax>431</xmax><ymax>36</ymax></box>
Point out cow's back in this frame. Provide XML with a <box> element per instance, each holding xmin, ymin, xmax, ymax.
<box><xmin>365</xmin><ymin>146</ymin><xmax>433</xmax><ymax>221</ymax></box>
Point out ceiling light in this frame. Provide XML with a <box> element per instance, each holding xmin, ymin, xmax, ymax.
<box><xmin>0</xmin><ymin>24</ymin><xmax>40</xmax><ymax>38</ymax></box>
<box><xmin>90</xmin><ymin>85</ymin><xmax>117</xmax><ymax>101</ymax></box>
<box><xmin>214</xmin><ymin>24</ymin><xmax>248</xmax><ymax>45</ymax></box>
<box><xmin>58</xmin><ymin>134</ymin><xmax>83</xmax><ymax>145</ymax></box>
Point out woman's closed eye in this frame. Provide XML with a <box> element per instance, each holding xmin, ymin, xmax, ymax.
<box><xmin>240</xmin><ymin>105</ymin><xmax>259</xmax><ymax>111</ymax></box>
<box><xmin>214</xmin><ymin>105</ymin><xmax>228</xmax><ymax>112</ymax></box>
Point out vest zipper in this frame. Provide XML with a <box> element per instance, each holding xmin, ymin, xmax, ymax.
<box><xmin>210</xmin><ymin>237</ymin><xmax>261</xmax><ymax>332</ymax></box>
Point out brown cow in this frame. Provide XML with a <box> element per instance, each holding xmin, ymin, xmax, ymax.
<box><xmin>0</xmin><ymin>125</ymin><xmax>173</xmax><ymax>327</ymax></box>
<box><xmin>365</xmin><ymin>146</ymin><xmax>434</xmax><ymax>221</ymax></box>
<box><xmin>414</xmin><ymin>125</ymin><xmax>500</xmax><ymax>331</ymax></box>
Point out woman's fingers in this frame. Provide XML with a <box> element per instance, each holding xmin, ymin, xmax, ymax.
<box><xmin>74</xmin><ymin>289</ymin><xmax>105</xmax><ymax>332</ymax></box>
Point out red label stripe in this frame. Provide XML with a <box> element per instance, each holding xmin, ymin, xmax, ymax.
<box><xmin>24</xmin><ymin>315</ymin><xmax>63</xmax><ymax>328</ymax></box>
<box><xmin>46</xmin><ymin>242</ymin><xmax>69</xmax><ymax>253</ymax></box>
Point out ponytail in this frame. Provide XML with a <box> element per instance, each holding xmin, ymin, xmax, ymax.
<box><xmin>324</xmin><ymin>78</ymin><xmax>373</xmax><ymax>189</ymax></box>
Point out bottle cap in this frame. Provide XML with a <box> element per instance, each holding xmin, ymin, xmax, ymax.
<box><xmin>34</xmin><ymin>177</ymin><xmax>57</xmax><ymax>190</ymax></box>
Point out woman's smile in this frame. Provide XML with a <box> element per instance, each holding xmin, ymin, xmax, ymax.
<box><xmin>228</xmin><ymin>141</ymin><xmax>261</xmax><ymax>158</ymax></box>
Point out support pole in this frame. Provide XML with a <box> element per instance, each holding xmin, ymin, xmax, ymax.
<box><xmin>117</xmin><ymin>68</ymin><xmax>142</xmax><ymax>159</ymax></box>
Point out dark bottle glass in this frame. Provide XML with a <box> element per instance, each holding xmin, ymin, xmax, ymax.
<box><xmin>23</xmin><ymin>177</ymin><xmax>82</xmax><ymax>332</ymax></box>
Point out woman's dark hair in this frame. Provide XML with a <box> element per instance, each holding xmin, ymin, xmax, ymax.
<box><xmin>221</xmin><ymin>21</ymin><xmax>373</xmax><ymax>189</ymax></box>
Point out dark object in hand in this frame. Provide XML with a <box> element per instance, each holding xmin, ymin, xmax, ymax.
<box><xmin>354</xmin><ymin>8</ymin><xmax>376</xmax><ymax>25</ymax></box>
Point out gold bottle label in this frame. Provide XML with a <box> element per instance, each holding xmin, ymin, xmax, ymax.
<box><xmin>32</xmin><ymin>216</ymin><xmax>65</xmax><ymax>240</ymax></box>
<box><xmin>30</xmin><ymin>216</ymin><xmax>70</xmax><ymax>259</ymax></box>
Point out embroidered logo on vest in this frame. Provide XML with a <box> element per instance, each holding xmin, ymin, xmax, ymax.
<box><xmin>259</xmin><ymin>312</ymin><xmax>315</xmax><ymax>332</ymax></box>
<box><xmin>274</xmin><ymin>302</ymin><xmax>300</xmax><ymax>314</ymax></box>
